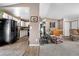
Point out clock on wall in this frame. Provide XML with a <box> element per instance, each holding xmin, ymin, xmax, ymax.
<box><xmin>30</xmin><ymin>16</ymin><xmax>38</xmax><ymax>22</ymax></box>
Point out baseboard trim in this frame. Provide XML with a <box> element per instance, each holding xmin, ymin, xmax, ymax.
<box><xmin>29</xmin><ymin>44</ymin><xmax>40</xmax><ymax>46</ymax></box>
<box><xmin>20</xmin><ymin>35</ymin><xmax>28</xmax><ymax>39</ymax></box>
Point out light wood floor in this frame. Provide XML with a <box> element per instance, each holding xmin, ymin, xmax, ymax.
<box><xmin>23</xmin><ymin>46</ymin><xmax>40</xmax><ymax>56</ymax></box>
<box><xmin>1</xmin><ymin>36</ymin><xmax>79</xmax><ymax>56</ymax></box>
<box><xmin>0</xmin><ymin>36</ymin><xmax>40</xmax><ymax>56</ymax></box>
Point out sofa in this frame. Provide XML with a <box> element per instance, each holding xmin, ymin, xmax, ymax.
<box><xmin>70</xmin><ymin>29</ymin><xmax>79</xmax><ymax>41</ymax></box>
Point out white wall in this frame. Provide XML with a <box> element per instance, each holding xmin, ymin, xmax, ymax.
<box><xmin>72</xmin><ymin>21</ymin><xmax>78</xmax><ymax>29</ymax></box>
<box><xmin>39</xmin><ymin>3</ymin><xmax>51</xmax><ymax>18</ymax></box>
<box><xmin>20</xmin><ymin>30</ymin><xmax>28</xmax><ymax>38</ymax></box>
<box><xmin>28</xmin><ymin>4</ymin><xmax>40</xmax><ymax>46</ymax></box>
<box><xmin>29</xmin><ymin>22</ymin><xmax>40</xmax><ymax>46</ymax></box>
<box><xmin>63</xmin><ymin>19</ymin><xmax>70</xmax><ymax>36</ymax></box>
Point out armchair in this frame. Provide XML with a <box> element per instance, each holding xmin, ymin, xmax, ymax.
<box><xmin>70</xmin><ymin>29</ymin><xmax>79</xmax><ymax>41</ymax></box>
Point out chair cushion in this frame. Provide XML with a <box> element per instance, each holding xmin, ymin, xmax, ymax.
<box><xmin>70</xmin><ymin>29</ymin><xmax>79</xmax><ymax>35</ymax></box>
<box><xmin>53</xmin><ymin>28</ymin><xmax>61</xmax><ymax>36</ymax></box>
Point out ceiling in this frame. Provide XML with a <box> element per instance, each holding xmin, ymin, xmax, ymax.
<box><xmin>39</xmin><ymin>3</ymin><xmax>79</xmax><ymax>19</ymax></box>
<box><xmin>0</xmin><ymin>3</ymin><xmax>30</xmax><ymax>20</ymax></box>
<box><xmin>2</xmin><ymin>7</ymin><xmax>30</xmax><ymax>20</ymax></box>
<box><xmin>0</xmin><ymin>3</ymin><xmax>17</xmax><ymax>7</ymax></box>
<box><xmin>1</xmin><ymin>3</ymin><xmax>79</xmax><ymax>20</ymax></box>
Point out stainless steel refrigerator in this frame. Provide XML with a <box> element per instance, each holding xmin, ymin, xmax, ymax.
<box><xmin>0</xmin><ymin>18</ymin><xmax>17</xmax><ymax>46</ymax></box>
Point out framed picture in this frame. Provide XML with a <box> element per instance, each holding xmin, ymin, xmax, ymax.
<box><xmin>50</xmin><ymin>22</ymin><xmax>55</xmax><ymax>28</ymax></box>
<box><xmin>30</xmin><ymin>16</ymin><xmax>38</xmax><ymax>22</ymax></box>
